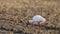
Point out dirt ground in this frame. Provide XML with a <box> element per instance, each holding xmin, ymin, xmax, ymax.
<box><xmin>0</xmin><ymin>0</ymin><xmax>60</xmax><ymax>34</ymax></box>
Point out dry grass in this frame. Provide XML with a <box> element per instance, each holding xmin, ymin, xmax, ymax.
<box><xmin>0</xmin><ymin>0</ymin><xmax>60</xmax><ymax>34</ymax></box>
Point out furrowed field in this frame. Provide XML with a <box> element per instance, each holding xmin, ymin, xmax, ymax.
<box><xmin>0</xmin><ymin>0</ymin><xmax>60</xmax><ymax>34</ymax></box>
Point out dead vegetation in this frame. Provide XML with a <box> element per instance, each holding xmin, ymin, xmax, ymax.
<box><xmin>0</xmin><ymin>0</ymin><xmax>60</xmax><ymax>34</ymax></box>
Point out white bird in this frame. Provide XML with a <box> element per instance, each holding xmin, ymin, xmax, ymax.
<box><xmin>29</xmin><ymin>15</ymin><xmax>46</xmax><ymax>25</ymax></box>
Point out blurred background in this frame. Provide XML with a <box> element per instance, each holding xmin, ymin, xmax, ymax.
<box><xmin>0</xmin><ymin>0</ymin><xmax>60</xmax><ymax>34</ymax></box>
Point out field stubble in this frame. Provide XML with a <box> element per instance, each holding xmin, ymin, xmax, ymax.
<box><xmin>0</xmin><ymin>0</ymin><xmax>60</xmax><ymax>34</ymax></box>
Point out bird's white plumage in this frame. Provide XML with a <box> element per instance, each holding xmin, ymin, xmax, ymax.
<box><xmin>32</xmin><ymin>15</ymin><xmax>44</xmax><ymax>22</ymax></box>
<box><xmin>29</xmin><ymin>15</ymin><xmax>46</xmax><ymax>23</ymax></box>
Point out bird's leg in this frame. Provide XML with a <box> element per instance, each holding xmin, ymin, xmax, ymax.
<box><xmin>39</xmin><ymin>21</ymin><xmax>47</xmax><ymax>26</ymax></box>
